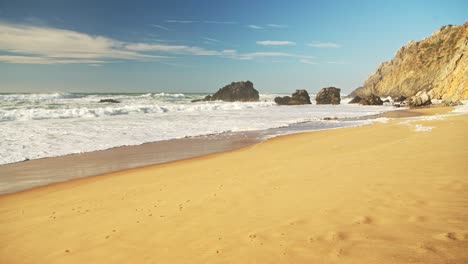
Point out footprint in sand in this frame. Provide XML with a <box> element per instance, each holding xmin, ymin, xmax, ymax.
<box><xmin>353</xmin><ymin>216</ymin><xmax>373</xmax><ymax>225</ymax></box>
<box><xmin>408</xmin><ymin>216</ymin><xmax>426</xmax><ymax>222</ymax></box>
<box><xmin>326</xmin><ymin>231</ymin><xmax>348</xmax><ymax>241</ymax></box>
<box><xmin>417</xmin><ymin>242</ymin><xmax>438</xmax><ymax>253</ymax></box>
<box><xmin>329</xmin><ymin>247</ymin><xmax>347</xmax><ymax>258</ymax></box>
<box><xmin>435</xmin><ymin>232</ymin><xmax>468</xmax><ymax>241</ymax></box>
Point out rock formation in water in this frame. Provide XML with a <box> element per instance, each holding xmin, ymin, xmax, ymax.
<box><xmin>409</xmin><ymin>90</ymin><xmax>432</xmax><ymax>107</ymax></box>
<box><xmin>348</xmin><ymin>96</ymin><xmax>362</xmax><ymax>104</ymax></box>
<box><xmin>274</xmin><ymin>90</ymin><xmax>311</xmax><ymax>105</ymax></box>
<box><xmin>351</xmin><ymin>23</ymin><xmax>467</xmax><ymax>100</ymax></box>
<box><xmin>316</xmin><ymin>87</ymin><xmax>341</xmax><ymax>104</ymax></box>
<box><xmin>191</xmin><ymin>81</ymin><xmax>259</xmax><ymax>102</ymax></box>
<box><xmin>99</xmin><ymin>99</ymin><xmax>120</xmax><ymax>103</ymax></box>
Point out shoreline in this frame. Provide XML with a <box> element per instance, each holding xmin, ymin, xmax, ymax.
<box><xmin>1</xmin><ymin>106</ymin><xmax>466</xmax><ymax>263</ymax></box>
<box><xmin>0</xmin><ymin>108</ymin><xmax>407</xmax><ymax>195</ymax></box>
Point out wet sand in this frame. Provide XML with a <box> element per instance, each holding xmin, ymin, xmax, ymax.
<box><xmin>0</xmin><ymin>107</ymin><xmax>467</xmax><ymax>263</ymax></box>
<box><xmin>0</xmin><ymin>114</ymin><xmax>379</xmax><ymax>194</ymax></box>
<box><xmin>0</xmin><ymin>131</ymin><xmax>262</xmax><ymax>194</ymax></box>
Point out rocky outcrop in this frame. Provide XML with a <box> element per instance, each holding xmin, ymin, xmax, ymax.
<box><xmin>360</xmin><ymin>94</ymin><xmax>384</xmax><ymax>105</ymax></box>
<box><xmin>392</xmin><ymin>96</ymin><xmax>407</xmax><ymax>103</ymax></box>
<box><xmin>316</xmin><ymin>87</ymin><xmax>341</xmax><ymax>104</ymax></box>
<box><xmin>274</xmin><ymin>90</ymin><xmax>311</xmax><ymax>105</ymax></box>
<box><xmin>191</xmin><ymin>81</ymin><xmax>259</xmax><ymax>102</ymax></box>
<box><xmin>348</xmin><ymin>96</ymin><xmax>362</xmax><ymax>104</ymax></box>
<box><xmin>99</xmin><ymin>99</ymin><xmax>120</xmax><ymax>103</ymax></box>
<box><xmin>441</xmin><ymin>99</ymin><xmax>462</xmax><ymax>106</ymax></box>
<box><xmin>409</xmin><ymin>90</ymin><xmax>432</xmax><ymax>107</ymax></box>
<box><xmin>351</xmin><ymin>23</ymin><xmax>468</xmax><ymax>100</ymax></box>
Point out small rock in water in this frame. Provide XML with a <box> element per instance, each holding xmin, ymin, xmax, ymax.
<box><xmin>99</xmin><ymin>99</ymin><xmax>120</xmax><ymax>103</ymax></box>
<box><xmin>274</xmin><ymin>89</ymin><xmax>312</xmax><ymax>105</ymax></box>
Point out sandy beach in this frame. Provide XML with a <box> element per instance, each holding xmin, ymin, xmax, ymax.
<box><xmin>1</xmin><ymin>107</ymin><xmax>467</xmax><ymax>264</ymax></box>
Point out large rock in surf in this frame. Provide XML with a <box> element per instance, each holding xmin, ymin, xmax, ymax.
<box><xmin>348</xmin><ymin>96</ymin><xmax>362</xmax><ymax>104</ymax></box>
<box><xmin>409</xmin><ymin>90</ymin><xmax>432</xmax><ymax>107</ymax></box>
<box><xmin>274</xmin><ymin>89</ymin><xmax>311</xmax><ymax>105</ymax></box>
<box><xmin>350</xmin><ymin>23</ymin><xmax>468</xmax><ymax>100</ymax></box>
<box><xmin>358</xmin><ymin>94</ymin><xmax>384</xmax><ymax>105</ymax></box>
<box><xmin>191</xmin><ymin>81</ymin><xmax>259</xmax><ymax>102</ymax></box>
<box><xmin>316</xmin><ymin>87</ymin><xmax>341</xmax><ymax>105</ymax></box>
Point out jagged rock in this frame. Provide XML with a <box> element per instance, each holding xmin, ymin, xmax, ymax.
<box><xmin>191</xmin><ymin>95</ymin><xmax>212</xmax><ymax>103</ymax></box>
<box><xmin>316</xmin><ymin>87</ymin><xmax>341</xmax><ymax>105</ymax></box>
<box><xmin>392</xmin><ymin>96</ymin><xmax>407</xmax><ymax>102</ymax></box>
<box><xmin>441</xmin><ymin>99</ymin><xmax>463</xmax><ymax>106</ymax></box>
<box><xmin>350</xmin><ymin>23</ymin><xmax>468</xmax><ymax>100</ymax></box>
<box><xmin>359</xmin><ymin>94</ymin><xmax>384</xmax><ymax>105</ymax></box>
<box><xmin>99</xmin><ymin>99</ymin><xmax>120</xmax><ymax>103</ymax></box>
<box><xmin>348</xmin><ymin>96</ymin><xmax>362</xmax><ymax>104</ymax></box>
<box><xmin>409</xmin><ymin>90</ymin><xmax>432</xmax><ymax>107</ymax></box>
<box><xmin>274</xmin><ymin>89</ymin><xmax>311</xmax><ymax>105</ymax></box>
<box><xmin>191</xmin><ymin>81</ymin><xmax>259</xmax><ymax>102</ymax></box>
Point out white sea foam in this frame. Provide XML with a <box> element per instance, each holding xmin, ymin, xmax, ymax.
<box><xmin>374</xmin><ymin>117</ymin><xmax>390</xmax><ymax>123</ymax></box>
<box><xmin>0</xmin><ymin>92</ymin><xmax>396</xmax><ymax>165</ymax></box>
<box><xmin>453</xmin><ymin>100</ymin><xmax>468</xmax><ymax>113</ymax></box>
<box><xmin>414</xmin><ymin>124</ymin><xmax>434</xmax><ymax>132</ymax></box>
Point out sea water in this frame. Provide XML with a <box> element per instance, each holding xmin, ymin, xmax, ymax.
<box><xmin>0</xmin><ymin>92</ymin><xmax>397</xmax><ymax>165</ymax></box>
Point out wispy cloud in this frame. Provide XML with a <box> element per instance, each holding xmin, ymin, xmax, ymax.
<box><xmin>235</xmin><ymin>52</ymin><xmax>313</xmax><ymax>60</ymax></box>
<box><xmin>256</xmin><ymin>40</ymin><xmax>296</xmax><ymax>46</ymax></box>
<box><xmin>125</xmin><ymin>43</ymin><xmax>221</xmax><ymax>56</ymax></box>
<box><xmin>165</xmin><ymin>20</ymin><xmax>197</xmax><ymax>23</ymax></box>
<box><xmin>0</xmin><ymin>55</ymin><xmax>106</xmax><ymax>64</ymax></box>
<box><xmin>307</xmin><ymin>42</ymin><xmax>342</xmax><ymax>48</ymax></box>
<box><xmin>247</xmin><ymin>24</ymin><xmax>263</xmax><ymax>29</ymax></box>
<box><xmin>203</xmin><ymin>21</ymin><xmax>237</xmax><ymax>24</ymax></box>
<box><xmin>0</xmin><ymin>23</ymin><xmax>166</xmax><ymax>64</ymax></box>
<box><xmin>201</xmin><ymin>37</ymin><xmax>221</xmax><ymax>43</ymax></box>
<box><xmin>151</xmin><ymin>24</ymin><xmax>169</xmax><ymax>31</ymax></box>
<box><xmin>0</xmin><ymin>23</ymin><xmax>318</xmax><ymax>65</ymax></box>
<box><xmin>300</xmin><ymin>59</ymin><xmax>317</xmax><ymax>65</ymax></box>
<box><xmin>267</xmin><ymin>24</ymin><xmax>288</xmax><ymax>28</ymax></box>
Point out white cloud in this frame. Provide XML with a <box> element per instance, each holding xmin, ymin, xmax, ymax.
<box><xmin>256</xmin><ymin>40</ymin><xmax>296</xmax><ymax>46</ymax></box>
<box><xmin>236</xmin><ymin>52</ymin><xmax>313</xmax><ymax>60</ymax></box>
<box><xmin>0</xmin><ymin>23</ymin><xmax>164</xmax><ymax>64</ymax></box>
<box><xmin>203</xmin><ymin>21</ymin><xmax>237</xmax><ymax>24</ymax></box>
<box><xmin>247</xmin><ymin>25</ymin><xmax>263</xmax><ymax>29</ymax></box>
<box><xmin>0</xmin><ymin>23</ymin><xmax>318</xmax><ymax>65</ymax></box>
<box><xmin>307</xmin><ymin>42</ymin><xmax>342</xmax><ymax>48</ymax></box>
<box><xmin>0</xmin><ymin>55</ymin><xmax>106</xmax><ymax>64</ymax></box>
<box><xmin>124</xmin><ymin>43</ymin><xmax>221</xmax><ymax>56</ymax></box>
<box><xmin>267</xmin><ymin>24</ymin><xmax>288</xmax><ymax>28</ymax></box>
<box><xmin>201</xmin><ymin>37</ymin><xmax>221</xmax><ymax>43</ymax></box>
<box><xmin>0</xmin><ymin>23</ymin><xmax>231</xmax><ymax>64</ymax></box>
<box><xmin>300</xmin><ymin>59</ymin><xmax>317</xmax><ymax>65</ymax></box>
<box><xmin>151</xmin><ymin>24</ymin><xmax>169</xmax><ymax>31</ymax></box>
<box><xmin>165</xmin><ymin>20</ymin><xmax>197</xmax><ymax>23</ymax></box>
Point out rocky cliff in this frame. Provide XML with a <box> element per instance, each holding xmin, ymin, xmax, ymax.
<box><xmin>351</xmin><ymin>23</ymin><xmax>467</xmax><ymax>100</ymax></box>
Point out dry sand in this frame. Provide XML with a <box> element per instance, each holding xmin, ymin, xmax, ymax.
<box><xmin>1</xmin><ymin>108</ymin><xmax>467</xmax><ymax>264</ymax></box>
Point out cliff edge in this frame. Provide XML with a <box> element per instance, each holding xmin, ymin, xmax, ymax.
<box><xmin>352</xmin><ymin>23</ymin><xmax>467</xmax><ymax>100</ymax></box>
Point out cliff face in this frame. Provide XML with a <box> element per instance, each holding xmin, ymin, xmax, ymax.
<box><xmin>352</xmin><ymin>23</ymin><xmax>467</xmax><ymax>100</ymax></box>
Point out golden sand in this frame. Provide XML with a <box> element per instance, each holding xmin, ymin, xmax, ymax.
<box><xmin>1</xmin><ymin>108</ymin><xmax>467</xmax><ymax>263</ymax></box>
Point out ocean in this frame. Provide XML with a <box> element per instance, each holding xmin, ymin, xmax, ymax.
<box><xmin>0</xmin><ymin>92</ymin><xmax>396</xmax><ymax>165</ymax></box>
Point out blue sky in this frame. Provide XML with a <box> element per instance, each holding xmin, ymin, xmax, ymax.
<box><xmin>0</xmin><ymin>0</ymin><xmax>466</xmax><ymax>94</ymax></box>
